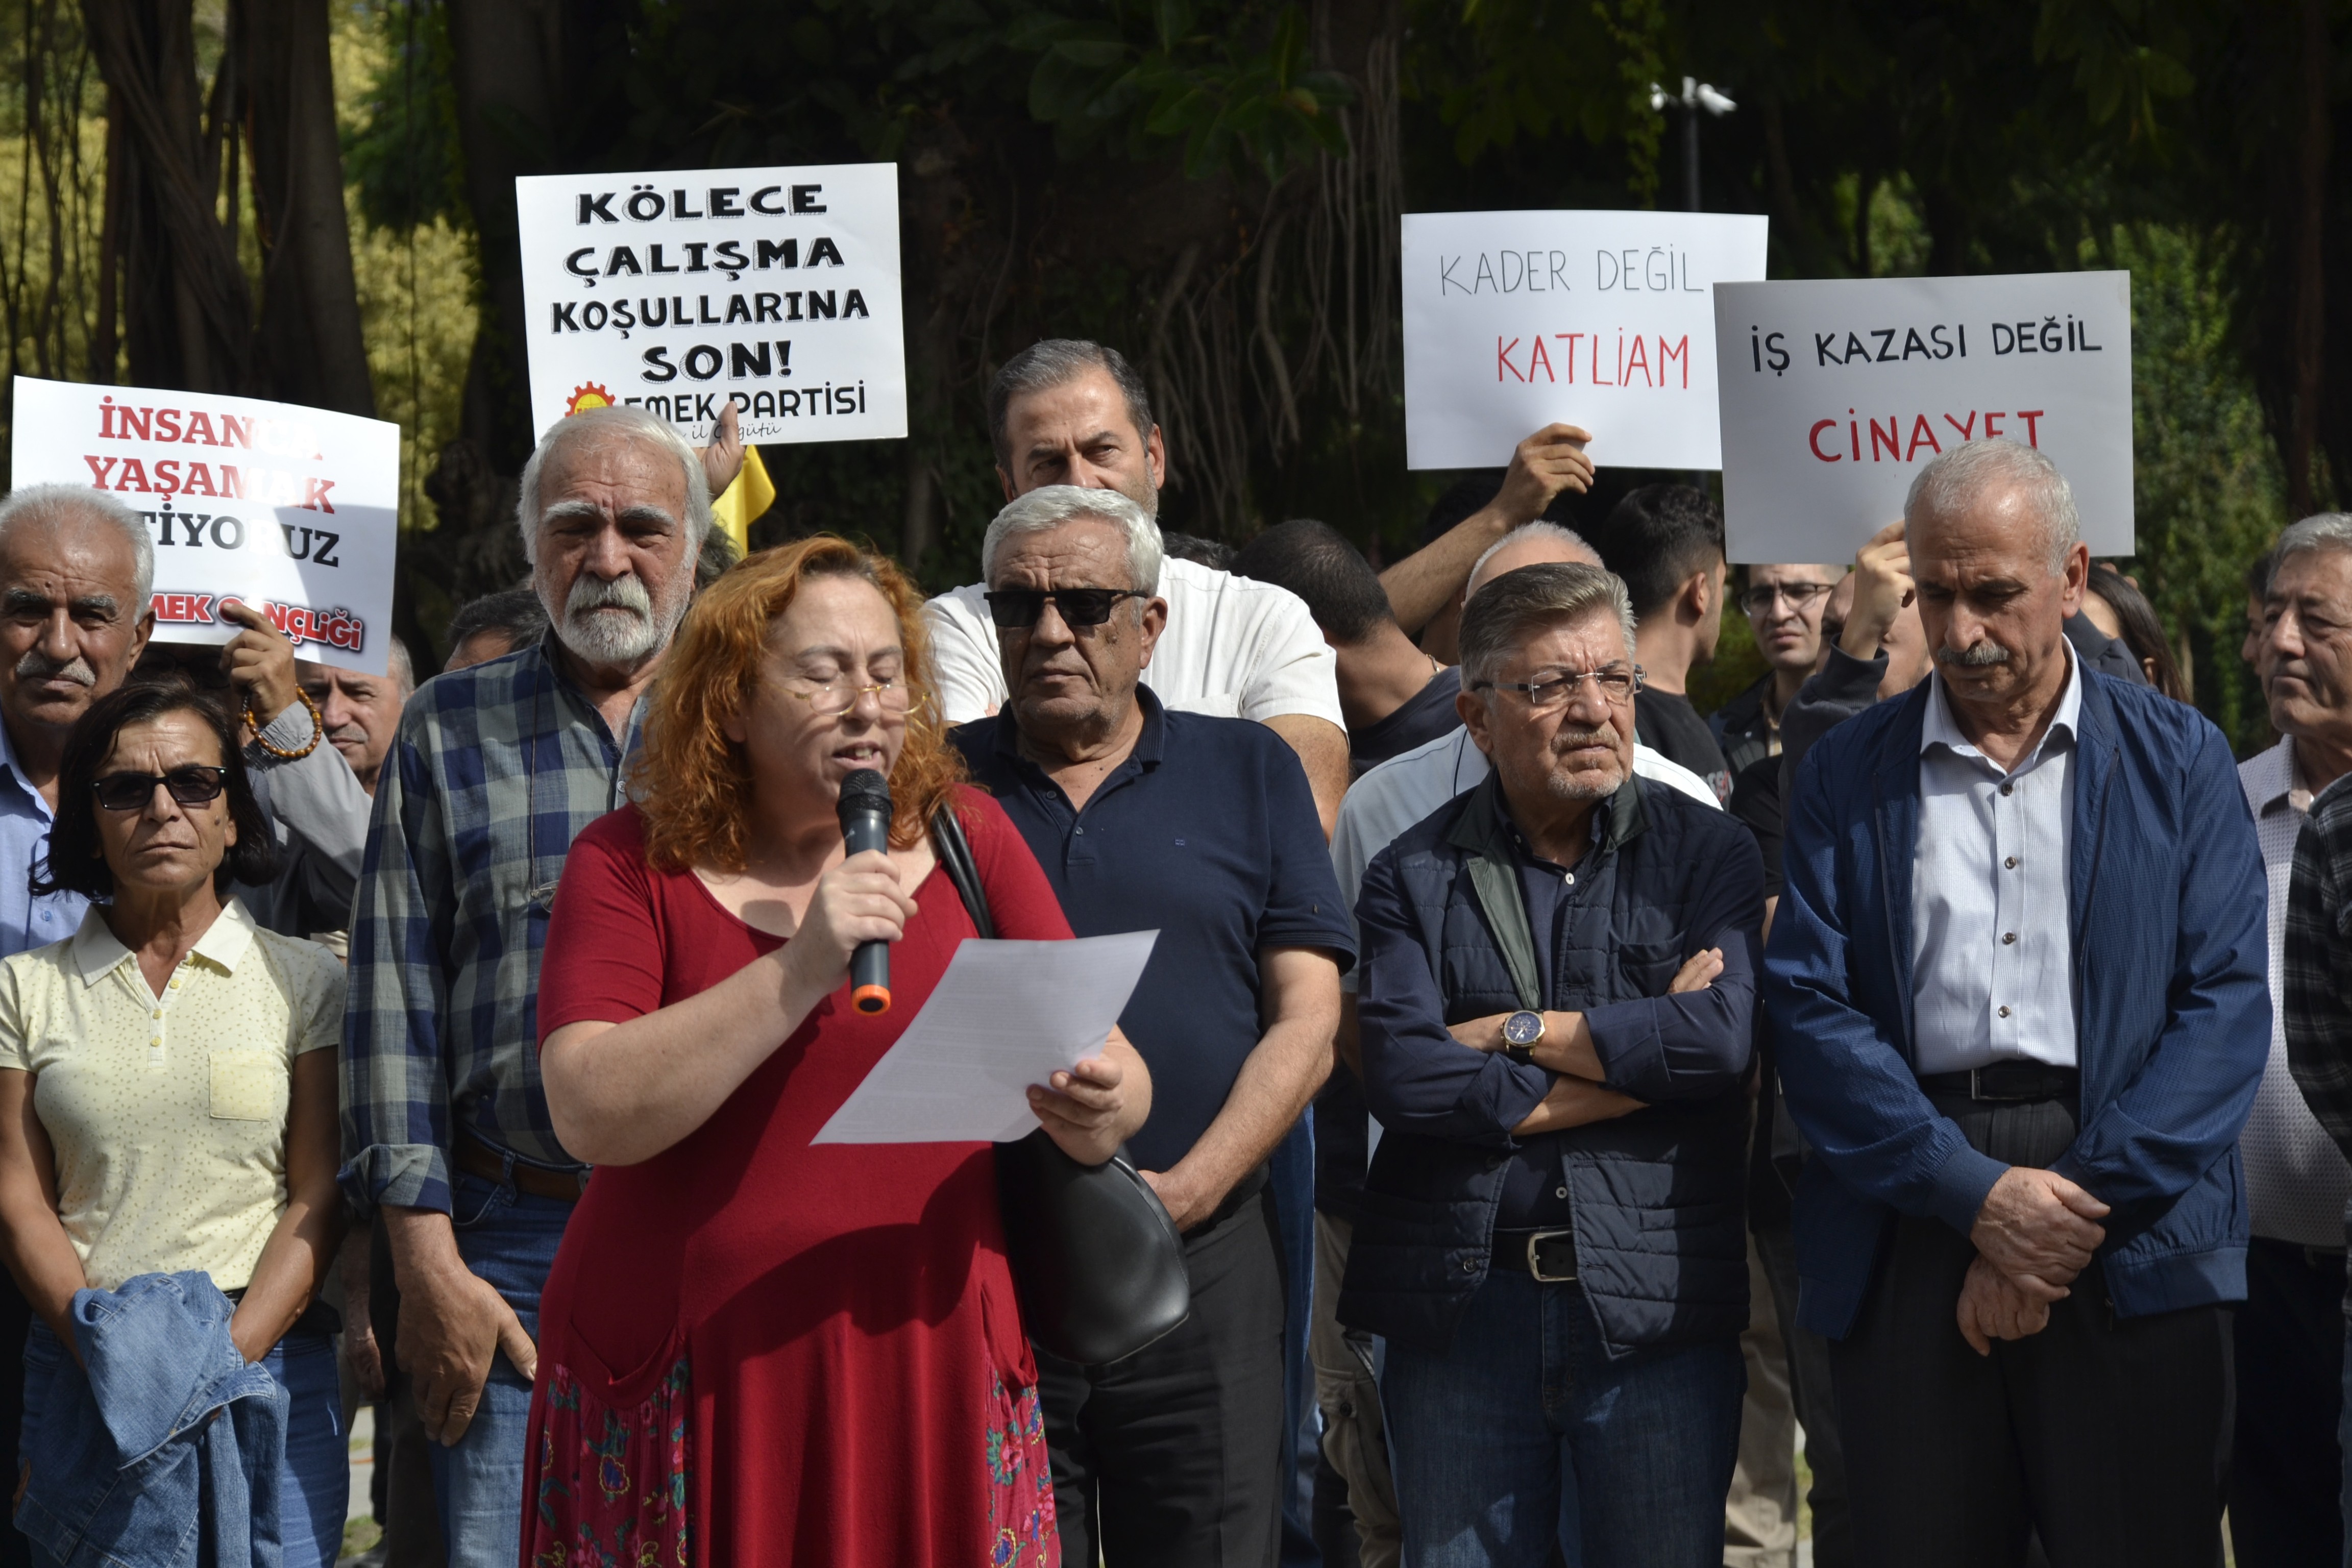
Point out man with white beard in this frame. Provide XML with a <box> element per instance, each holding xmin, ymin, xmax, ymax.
<box><xmin>340</xmin><ymin>407</ymin><xmax>710</xmax><ymax>1568</ymax></box>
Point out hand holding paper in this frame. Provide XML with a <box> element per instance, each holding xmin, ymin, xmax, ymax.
<box><xmin>813</xmin><ymin>931</ymin><xmax>1158</xmax><ymax>1145</ymax></box>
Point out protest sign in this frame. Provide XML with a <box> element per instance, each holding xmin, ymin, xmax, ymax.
<box><xmin>1712</xmin><ymin>272</ymin><xmax>2134</xmax><ymax>562</ymax></box>
<box><xmin>10</xmin><ymin>376</ymin><xmax>400</xmax><ymax>675</ymax></box>
<box><xmin>1402</xmin><ymin>209</ymin><xmax>1769</xmax><ymax>471</ymax></box>
<box><xmin>516</xmin><ymin>162</ymin><xmax>906</xmax><ymax>447</ymax></box>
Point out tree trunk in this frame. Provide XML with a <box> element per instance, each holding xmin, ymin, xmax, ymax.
<box><xmin>444</xmin><ymin>0</ymin><xmax>563</xmax><ymax>473</ymax></box>
<box><xmin>85</xmin><ymin>0</ymin><xmax>254</xmax><ymax>392</ymax></box>
<box><xmin>2290</xmin><ymin>0</ymin><xmax>2331</xmax><ymax>513</ymax></box>
<box><xmin>241</xmin><ymin>0</ymin><xmax>374</xmax><ymax>416</ymax></box>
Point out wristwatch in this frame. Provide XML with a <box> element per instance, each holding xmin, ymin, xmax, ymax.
<box><xmin>1502</xmin><ymin>1009</ymin><xmax>1546</xmax><ymax>1065</ymax></box>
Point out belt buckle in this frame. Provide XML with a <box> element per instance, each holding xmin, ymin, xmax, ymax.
<box><xmin>1969</xmin><ymin>1067</ymin><xmax>2024</xmax><ymax>1103</ymax></box>
<box><xmin>1526</xmin><ymin>1228</ymin><xmax>1577</xmax><ymax>1284</ymax></box>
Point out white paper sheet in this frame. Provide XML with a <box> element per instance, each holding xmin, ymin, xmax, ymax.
<box><xmin>812</xmin><ymin>930</ymin><xmax>1158</xmax><ymax>1145</ymax></box>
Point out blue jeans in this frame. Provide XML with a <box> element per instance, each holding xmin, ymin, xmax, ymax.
<box><xmin>22</xmin><ymin>1317</ymin><xmax>347</xmax><ymax>1568</ymax></box>
<box><xmin>1383</xmin><ymin>1271</ymin><xmax>1743</xmax><ymax>1568</ymax></box>
<box><xmin>429</xmin><ymin>1167</ymin><xmax>574</xmax><ymax>1568</ymax></box>
<box><xmin>1273</xmin><ymin>1117</ymin><xmax>1319</xmax><ymax>1566</ymax></box>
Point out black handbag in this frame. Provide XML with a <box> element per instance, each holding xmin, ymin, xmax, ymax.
<box><xmin>929</xmin><ymin>807</ymin><xmax>1191</xmax><ymax>1367</ymax></box>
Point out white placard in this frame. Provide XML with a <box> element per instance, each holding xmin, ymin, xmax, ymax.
<box><xmin>813</xmin><ymin>932</ymin><xmax>1158</xmax><ymax>1145</ymax></box>
<box><xmin>1713</xmin><ymin>272</ymin><xmax>2134</xmax><ymax>564</ymax></box>
<box><xmin>9</xmin><ymin>376</ymin><xmax>400</xmax><ymax>675</ymax></box>
<box><xmin>1402</xmin><ymin>209</ymin><xmax>1769</xmax><ymax>471</ymax></box>
<box><xmin>516</xmin><ymin>163</ymin><xmax>907</xmax><ymax>446</ymax></box>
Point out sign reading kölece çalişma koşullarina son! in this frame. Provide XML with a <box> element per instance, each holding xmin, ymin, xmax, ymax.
<box><xmin>515</xmin><ymin>163</ymin><xmax>907</xmax><ymax>446</ymax></box>
<box><xmin>10</xmin><ymin>376</ymin><xmax>400</xmax><ymax>676</ymax></box>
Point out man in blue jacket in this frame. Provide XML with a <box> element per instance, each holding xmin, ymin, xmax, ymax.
<box><xmin>1345</xmin><ymin>561</ymin><xmax>1764</xmax><ymax>1566</ymax></box>
<box><xmin>1766</xmin><ymin>439</ymin><xmax>2268</xmax><ymax>1568</ymax></box>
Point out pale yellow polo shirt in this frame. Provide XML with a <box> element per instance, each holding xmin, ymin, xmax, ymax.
<box><xmin>0</xmin><ymin>899</ymin><xmax>343</xmax><ymax>1292</ymax></box>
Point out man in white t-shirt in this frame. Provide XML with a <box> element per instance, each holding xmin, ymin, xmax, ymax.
<box><xmin>923</xmin><ymin>338</ymin><xmax>1350</xmax><ymax>835</ymax></box>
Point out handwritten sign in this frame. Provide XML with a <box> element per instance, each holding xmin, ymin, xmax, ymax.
<box><xmin>1712</xmin><ymin>272</ymin><xmax>2134</xmax><ymax>563</ymax></box>
<box><xmin>1402</xmin><ymin>210</ymin><xmax>1769</xmax><ymax>471</ymax></box>
<box><xmin>10</xmin><ymin>376</ymin><xmax>400</xmax><ymax>675</ymax></box>
<box><xmin>516</xmin><ymin>162</ymin><xmax>907</xmax><ymax>446</ymax></box>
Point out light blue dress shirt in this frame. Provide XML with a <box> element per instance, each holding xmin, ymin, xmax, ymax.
<box><xmin>0</xmin><ymin>716</ymin><xmax>86</xmax><ymax>959</ymax></box>
<box><xmin>1910</xmin><ymin>647</ymin><xmax>2082</xmax><ymax>1074</ymax></box>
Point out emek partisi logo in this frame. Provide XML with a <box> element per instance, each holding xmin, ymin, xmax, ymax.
<box><xmin>565</xmin><ymin>382</ymin><xmax>616</xmax><ymax>416</ymax></box>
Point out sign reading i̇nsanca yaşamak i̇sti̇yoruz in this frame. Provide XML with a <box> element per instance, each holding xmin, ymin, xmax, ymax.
<box><xmin>10</xmin><ymin>374</ymin><xmax>401</xmax><ymax>677</ymax></box>
<box><xmin>515</xmin><ymin>163</ymin><xmax>909</xmax><ymax>448</ymax></box>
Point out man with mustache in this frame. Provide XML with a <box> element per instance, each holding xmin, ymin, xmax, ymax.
<box><xmin>0</xmin><ymin>483</ymin><xmax>155</xmax><ymax>1567</ymax></box>
<box><xmin>341</xmin><ymin>407</ymin><xmax>712</xmax><ymax>1568</ymax></box>
<box><xmin>1766</xmin><ymin>440</ymin><xmax>2268</xmax><ymax>1567</ymax></box>
<box><xmin>1343</xmin><ymin>561</ymin><xmax>1763</xmax><ymax>1566</ymax></box>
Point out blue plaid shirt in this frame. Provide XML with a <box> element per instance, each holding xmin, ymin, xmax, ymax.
<box><xmin>339</xmin><ymin>636</ymin><xmax>644</xmax><ymax>1214</ymax></box>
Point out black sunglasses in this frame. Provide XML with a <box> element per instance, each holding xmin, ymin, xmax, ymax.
<box><xmin>92</xmin><ymin>766</ymin><xmax>227</xmax><ymax>812</ymax></box>
<box><xmin>983</xmin><ymin>588</ymin><xmax>1146</xmax><ymax>630</ymax></box>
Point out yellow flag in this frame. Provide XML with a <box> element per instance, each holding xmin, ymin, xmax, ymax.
<box><xmin>710</xmin><ymin>443</ymin><xmax>775</xmax><ymax>557</ymax></box>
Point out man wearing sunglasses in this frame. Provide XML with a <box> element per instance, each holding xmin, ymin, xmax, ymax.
<box><xmin>1345</xmin><ymin>561</ymin><xmax>1763</xmax><ymax>1565</ymax></box>
<box><xmin>1710</xmin><ymin>564</ymin><xmax>1845</xmax><ymax>780</ymax></box>
<box><xmin>922</xmin><ymin>338</ymin><xmax>1350</xmax><ymax>840</ymax></box>
<box><xmin>952</xmin><ymin>484</ymin><xmax>1355</xmax><ymax>1568</ymax></box>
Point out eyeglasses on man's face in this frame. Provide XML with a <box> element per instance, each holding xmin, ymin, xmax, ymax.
<box><xmin>1742</xmin><ymin>581</ymin><xmax>1835</xmax><ymax>617</ymax></box>
<box><xmin>93</xmin><ymin>766</ymin><xmax>227</xmax><ymax>812</ymax></box>
<box><xmin>983</xmin><ymin>588</ymin><xmax>1146</xmax><ymax>630</ymax></box>
<box><xmin>1473</xmin><ymin>664</ymin><xmax>1645</xmax><ymax>710</ymax></box>
<box><xmin>784</xmin><ymin>676</ymin><xmax>913</xmax><ymax>719</ymax></box>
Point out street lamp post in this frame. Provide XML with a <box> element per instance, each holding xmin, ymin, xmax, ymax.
<box><xmin>1650</xmin><ymin>76</ymin><xmax>1737</xmax><ymax>212</ymax></box>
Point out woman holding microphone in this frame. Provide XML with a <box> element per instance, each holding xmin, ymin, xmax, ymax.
<box><xmin>526</xmin><ymin>536</ymin><xmax>1149</xmax><ymax>1567</ymax></box>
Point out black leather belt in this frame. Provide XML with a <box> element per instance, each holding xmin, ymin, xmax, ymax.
<box><xmin>1489</xmin><ymin>1227</ymin><xmax>1578</xmax><ymax>1282</ymax></box>
<box><xmin>1918</xmin><ymin>1063</ymin><xmax>2080</xmax><ymax>1104</ymax></box>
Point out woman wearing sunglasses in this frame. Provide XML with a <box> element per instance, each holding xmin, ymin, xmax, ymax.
<box><xmin>0</xmin><ymin>676</ymin><xmax>348</xmax><ymax>1565</ymax></box>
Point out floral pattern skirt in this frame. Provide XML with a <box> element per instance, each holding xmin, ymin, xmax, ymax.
<box><xmin>524</xmin><ymin>1357</ymin><xmax>1058</xmax><ymax>1568</ymax></box>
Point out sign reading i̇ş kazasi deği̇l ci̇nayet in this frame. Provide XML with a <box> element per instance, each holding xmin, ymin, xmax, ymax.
<box><xmin>516</xmin><ymin>163</ymin><xmax>909</xmax><ymax>447</ymax></box>
<box><xmin>9</xmin><ymin>375</ymin><xmax>401</xmax><ymax>676</ymax></box>
<box><xmin>1710</xmin><ymin>272</ymin><xmax>2134</xmax><ymax>564</ymax></box>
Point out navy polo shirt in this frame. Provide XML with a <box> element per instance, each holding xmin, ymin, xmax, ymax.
<box><xmin>953</xmin><ymin>688</ymin><xmax>1357</xmax><ymax>1174</ymax></box>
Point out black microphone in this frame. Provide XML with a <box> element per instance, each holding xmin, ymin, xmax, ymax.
<box><xmin>837</xmin><ymin>769</ymin><xmax>894</xmax><ymax>1015</ymax></box>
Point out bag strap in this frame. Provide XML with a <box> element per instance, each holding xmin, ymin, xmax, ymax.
<box><xmin>928</xmin><ymin>807</ymin><xmax>995</xmax><ymax>940</ymax></box>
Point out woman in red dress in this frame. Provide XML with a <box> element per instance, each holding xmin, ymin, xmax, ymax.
<box><xmin>524</xmin><ymin>536</ymin><xmax>1150</xmax><ymax>1567</ymax></box>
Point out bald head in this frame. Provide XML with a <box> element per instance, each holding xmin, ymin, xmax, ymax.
<box><xmin>1467</xmin><ymin>522</ymin><xmax>1602</xmax><ymax>600</ymax></box>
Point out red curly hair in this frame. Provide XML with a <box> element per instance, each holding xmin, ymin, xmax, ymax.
<box><xmin>632</xmin><ymin>535</ymin><xmax>968</xmax><ymax>871</ymax></box>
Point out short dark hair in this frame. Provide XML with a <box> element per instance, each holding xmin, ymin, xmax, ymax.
<box><xmin>2248</xmin><ymin>546</ymin><xmax>2280</xmax><ymax>602</ymax></box>
<box><xmin>1420</xmin><ymin>471</ymin><xmax>1577</xmax><ymax>549</ymax></box>
<box><xmin>31</xmin><ymin>675</ymin><xmax>278</xmax><ymax>901</ymax></box>
<box><xmin>1231</xmin><ymin>519</ymin><xmax>1395</xmax><ymax>644</ymax></box>
<box><xmin>1159</xmin><ymin>531</ymin><xmax>1234</xmax><ymax>571</ymax></box>
<box><xmin>1596</xmin><ymin>484</ymin><xmax>1725</xmax><ymax>618</ymax></box>
<box><xmin>987</xmin><ymin>339</ymin><xmax>1156</xmax><ymax>475</ymax></box>
<box><xmin>446</xmin><ymin>587</ymin><xmax>551</xmax><ymax>657</ymax></box>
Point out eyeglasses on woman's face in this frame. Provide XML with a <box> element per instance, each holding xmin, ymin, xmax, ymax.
<box><xmin>1472</xmin><ymin>664</ymin><xmax>1645</xmax><ymax>710</ymax></box>
<box><xmin>783</xmin><ymin>676</ymin><xmax>915</xmax><ymax>719</ymax></box>
<box><xmin>1741</xmin><ymin>581</ymin><xmax>1834</xmax><ymax>617</ymax></box>
<box><xmin>92</xmin><ymin>766</ymin><xmax>227</xmax><ymax>812</ymax></box>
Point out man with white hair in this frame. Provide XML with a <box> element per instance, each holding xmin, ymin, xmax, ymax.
<box><xmin>924</xmin><ymin>338</ymin><xmax>1351</xmax><ymax>837</ymax></box>
<box><xmin>1767</xmin><ymin>439</ymin><xmax>2268</xmax><ymax>1566</ymax></box>
<box><xmin>341</xmin><ymin>406</ymin><xmax>710</xmax><ymax>1568</ymax></box>
<box><xmin>1344</xmin><ymin>561</ymin><xmax>1763</xmax><ymax>1563</ymax></box>
<box><xmin>951</xmin><ymin>483</ymin><xmax>1354</xmax><ymax>1568</ymax></box>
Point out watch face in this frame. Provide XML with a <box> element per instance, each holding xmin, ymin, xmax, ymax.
<box><xmin>1504</xmin><ymin>1011</ymin><xmax>1544</xmax><ymax>1047</ymax></box>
